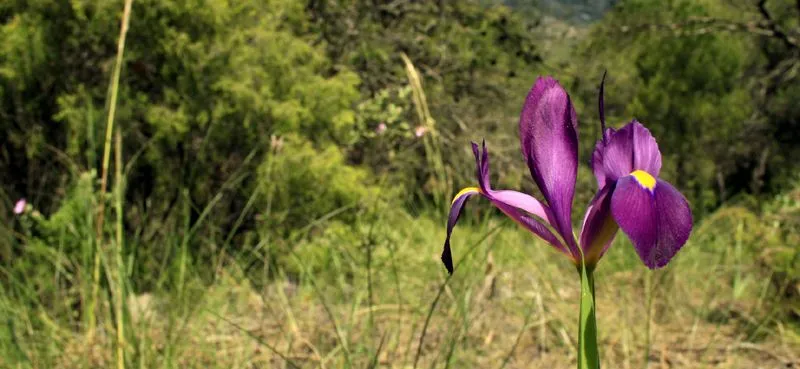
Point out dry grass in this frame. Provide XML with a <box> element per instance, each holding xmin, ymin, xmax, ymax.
<box><xmin>20</xmin><ymin>214</ymin><xmax>796</xmax><ymax>369</ymax></box>
<box><xmin>50</xmin><ymin>272</ymin><xmax>797</xmax><ymax>368</ymax></box>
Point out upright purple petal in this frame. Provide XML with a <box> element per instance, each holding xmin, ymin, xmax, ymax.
<box><xmin>472</xmin><ymin>142</ymin><xmax>491</xmax><ymax>192</ymax></box>
<box><xmin>630</xmin><ymin>122</ymin><xmax>661</xmax><ymax>175</ymax></box>
<box><xmin>579</xmin><ymin>183</ymin><xmax>619</xmax><ymax>266</ymax></box>
<box><xmin>519</xmin><ymin>77</ymin><xmax>579</xmax><ymax>251</ymax></box>
<box><xmin>598</xmin><ymin>71</ymin><xmax>610</xmax><ymax>142</ymax></box>
<box><xmin>590</xmin><ymin>127</ymin><xmax>615</xmax><ymax>188</ymax></box>
<box><xmin>598</xmin><ymin>121</ymin><xmax>662</xmax><ymax>183</ymax></box>
<box><xmin>610</xmin><ymin>175</ymin><xmax>692</xmax><ymax>269</ymax></box>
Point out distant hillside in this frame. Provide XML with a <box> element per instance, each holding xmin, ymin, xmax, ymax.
<box><xmin>483</xmin><ymin>0</ymin><xmax>616</xmax><ymax>62</ymax></box>
<box><xmin>496</xmin><ymin>0</ymin><xmax>618</xmax><ymax>23</ymax></box>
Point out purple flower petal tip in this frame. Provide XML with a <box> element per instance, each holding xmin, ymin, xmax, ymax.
<box><xmin>611</xmin><ymin>176</ymin><xmax>692</xmax><ymax>269</ymax></box>
<box><xmin>593</xmin><ymin>120</ymin><xmax>662</xmax><ymax>186</ymax></box>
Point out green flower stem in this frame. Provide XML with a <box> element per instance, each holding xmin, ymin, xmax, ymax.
<box><xmin>578</xmin><ymin>265</ymin><xmax>600</xmax><ymax>369</ymax></box>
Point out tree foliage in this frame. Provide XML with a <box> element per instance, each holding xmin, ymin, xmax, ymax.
<box><xmin>1</xmin><ymin>0</ymin><xmax>552</xmax><ymax>270</ymax></box>
<box><xmin>2</xmin><ymin>0</ymin><xmax>800</xmax><ymax>266</ymax></box>
<box><xmin>574</xmin><ymin>0</ymin><xmax>800</xmax><ymax>214</ymax></box>
<box><xmin>1</xmin><ymin>0</ymin><xmax>363</xmax><ymax>235</ymax></box>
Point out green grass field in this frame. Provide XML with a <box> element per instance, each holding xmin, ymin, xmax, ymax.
<box><xmin>2</xmin><ymin>201</ymin><xmax>798</xmax><ymax>368</ymax></box>
<box><xmin>2</xmin><ymin>1</ymin><xmax>799</xmax><ymax>368</ymax></box>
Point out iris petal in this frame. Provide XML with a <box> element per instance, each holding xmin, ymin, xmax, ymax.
<box><xmin>442</xmin><ymin>188</ymin><xmax>480</xmax><ymax>274</ymax></box>
<box><xmin>472</xmin><ymin>142</ymin><xmax>490</xmax><ymax>192</ymax></box>
<box><xmin>441</xmin><ymin>187</ymin><xmax>567</xmax><ymax>274</ymax></box>
<box><xmin>471</xmin><ymin>141</ymin><xmax>554</xmax><ymax>223</ymax></box>
<box><xmin>442</xmin><ymin>142</ymin><xmax>572</xmax><ymax>274</ymax></box>
<box><xmin>610</xmin><ymin>176</ymin><xmax>692</xmax><ymax>269</ymax></box>
<box><xmin>518</xmin><ymin>77</ymin><xmax>579</xmax><ymax>252</ymax></box>
<box><xmin>600</xmin><ymin>121</ymin><xmax>662</xmax><ymax>183</ymax></box>
<box><xmin>591</xmin><ymin>127</ymin><xmax>616</xmax><ymax>188</ymax></box>
<box><xmin>630</xmin><ymin>123</ymin><xmax>662</xmax><ymax>175</ymax></box>
<box><xmin>475</xmin><ymin>142</ymin><xmax>566</xmax><ymax>252</ymax></box>
<box><xmin>598</xmin><ymin>71</ymin><xmax>612</xmax><ymax>142</ymax></box>
<box><xmin>491</xmin><ymin>201</ymin><xmax>566</xmax><ymax>254</ymax></box>
<box><xmin>489</xmin><ymin>190</ymin><xmax>553</xmax><ymax>223</ymax></box>
<box><xmin>579</xmin><ymin>183</ymin><xmax>619</xmax><ymax>266</ymax></box>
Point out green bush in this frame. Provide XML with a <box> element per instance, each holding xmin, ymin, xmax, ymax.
<box><xmin>1</xmin><ymin>0</ymin><xmax>362</xmax><ymax>253</ymax></box>
<box><xmin>4</xmin><ymin>172</ymin><xmax>96</xmax><ymax>319</ymax></box>
<box><xmin>258</xmin><ymin>134</ymin><xmax>383</xmax><ymax>236</ymax></box>
<box><xmin>694</xmin><ymin>183</ymin><xmax>800</xmax><ymax>321</ymax></box>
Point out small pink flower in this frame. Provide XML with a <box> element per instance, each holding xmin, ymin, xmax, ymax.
<box><xmin>13</xmin><ymin>199</ymin><xmax>26</xmax><ymax>215</ymax></box>
<box><xmin>414</xmin><ymin>126</ymin><xmax>428</xmax><ymax>138</ymax></box>
<box><xmin>376</xmin><ymin>123</ymin><xmax>387</xmax><ymax>134</ymax></box>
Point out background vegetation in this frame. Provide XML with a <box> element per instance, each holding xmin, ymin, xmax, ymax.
<box><xmin>0</xmin><ymin>0</ymin><xmax>798</xmax><ymax>367</ymax></box>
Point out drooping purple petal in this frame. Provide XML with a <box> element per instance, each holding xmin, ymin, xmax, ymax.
<box><xmin>471</xmin><ymin>141</ymin><xmax>553</xmax><ymax>223</ymax></box>
<box><xmin>442</xmin><ymin>141</ymin><xmax>575</xmax><ymax>274</ymax></box>
<box><xmin>470</xmin><ymin>141</ymin><xmax>565</xmax><ymax>252</ymax></box>
<box><xmin>579</xmin><ymin>183</ymin><xmax>619</xmax><ymax>266</ymax></box>
<box><xmin>442</xmin><ymin>188</ymin><xmax>480</xmax><ymax>274</ymax></box>
<box><xmin>518</xmin><ymin>77</ymin><xmax>579</xmax><ymax>252</ymax></box>
<box><xmin>441</xmin><ymin>185</ymin><xmax>568</xmax><ymax>274</ymax></box>
<box><xmin>599</xmin><ymin>121</ymin><xmax>662</xmax><ymax>183</ymax></box>
<box><xmin>492</xmin><ymin>201</ymin><xmax>567</xmax><ymax>255</ymax></box>
<box><xmin>610</xmin><ymin>175</ymin><xmax>692</xmax><ymax>269</ymax></box>
<box><xmin>489</xmin><ymin>190</ymin><xmax>552</xmax><ymax>223</ymax></box>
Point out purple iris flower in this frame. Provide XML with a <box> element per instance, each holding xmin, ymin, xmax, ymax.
<box><xmin>442</xmin><ymin>76</ymin><xmax>692</xmax><ymax>272</ymax></box>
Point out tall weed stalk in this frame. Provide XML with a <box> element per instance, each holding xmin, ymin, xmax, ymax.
<box><xmin>89</xmin><ymin>4</ymin><xmax>134</xmax><ymax>369</ymax></box>
<box><xmin>401</xmin><ymin>53</ymin><xmax>451</xmax><ymax>210</ymax></box>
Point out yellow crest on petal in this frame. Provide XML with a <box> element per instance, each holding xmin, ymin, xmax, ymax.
<box><xmin>452</xmin><ymin>187</ymin><xmax>481</xmax><ymax>204</ymax></box>
<box><xmin>631</xmin><ymin>170</ymin><xmax>656</xmax><ymax>191</ymax></box>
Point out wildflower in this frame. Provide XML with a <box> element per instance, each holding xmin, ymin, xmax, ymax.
<box><xmin>376</xmin><ymin>122</ymin><xmax>387</xmax><ymax>134</ymax></box>
<box><xmin>442</xmin><ymin>76</ymin><xmax>692</xmax><ymax>273</ymax></box>
<box><xmin>13</xmin><ymin>198</ymin><xmax>26</xmax><ymax>215</ymax></box>
<box><xmin>414</xmin><ymin>126</ymin><xmax>428</xmax><ymax>138</ymax></box>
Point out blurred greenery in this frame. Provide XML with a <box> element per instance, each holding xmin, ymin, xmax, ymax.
<box><xmin>0</xmin><ymin>0</ymin><xmax>799</xmax><ymax>367</ymax></box>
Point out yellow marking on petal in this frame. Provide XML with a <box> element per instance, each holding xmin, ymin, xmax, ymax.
<box><xmin>452</xmin><ymin>187</ymin><xmax>481</xmax><ymax>204</ymax></box>
<box><xmin>631</xmin><ymin>170</ymin><xmax>656</xmax><ymax>191</ymax></box>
